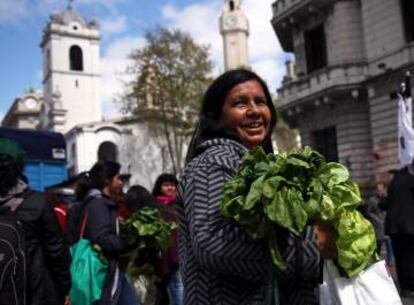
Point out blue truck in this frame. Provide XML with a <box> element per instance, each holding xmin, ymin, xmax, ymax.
<box><xmin>0</xmin><ymin>127</ymin><xmax>68</xmax><ymax>191</ymax></box>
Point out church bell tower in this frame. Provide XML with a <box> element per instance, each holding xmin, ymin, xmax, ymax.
<box><xmin>41</xmin><ymin>4</ymin><xmax>101</xmax><ymax>133</ymax></box>
<box><xmin>219</xmin><ymin>0</ymin><xmax>250</xmax><ymax>71</ymax></box>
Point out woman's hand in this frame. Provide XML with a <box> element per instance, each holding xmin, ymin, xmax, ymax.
<box><xmin>313</xmin><ymin>222</ymin><xmax>338</xmax><ymax>259</ymax></box>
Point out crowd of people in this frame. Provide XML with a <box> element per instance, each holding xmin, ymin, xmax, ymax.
<box><xmin>0</xmin><ymin>68</ymin><xmax>413</xmax><ymax>305</ymax></box>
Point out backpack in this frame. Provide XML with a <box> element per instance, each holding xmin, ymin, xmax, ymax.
<box><xmin>0</xmin><ymin>190</ymin><xmax>32</xmax><ymax>305</ymax></box>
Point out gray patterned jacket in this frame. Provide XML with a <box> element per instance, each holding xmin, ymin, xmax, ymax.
<box><xmin>177</xmin><ymin>138</ymin><xmax>321</xmax><ymax>305</ymax></box>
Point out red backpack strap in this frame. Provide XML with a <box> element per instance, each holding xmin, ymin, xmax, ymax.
<box><xmin>79</xmin><ymin>214</ymin><xmax>88</xmax><ymax>239</ymax></box>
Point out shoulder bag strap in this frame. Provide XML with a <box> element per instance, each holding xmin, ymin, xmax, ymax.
<box><xmin>79</xmin><ymin>214</ymin><xmax>88</xmax><ymax>240</ymax></box>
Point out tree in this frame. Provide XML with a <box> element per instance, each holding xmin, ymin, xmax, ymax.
<box><xmin>120</xmin><ymin>27</ymin><xmax>214</xmax><ymax>174</ymax></box>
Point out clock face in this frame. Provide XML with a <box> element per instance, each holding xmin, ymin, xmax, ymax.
<box><xmin>24</xmin><ymin>97</ymin><xmax>38</xmax><ymax>109</ymax></box>
<box><xmin>225</xmin><ymin>15</ymin><xmax>237</xmax><ymax>29</ymax></box>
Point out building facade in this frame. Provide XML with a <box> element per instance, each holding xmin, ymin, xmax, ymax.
<box><xmin>219</xmin><ymin>0</ymin><xmax>250</xmax><ymax>70</ymax></box>
<box><xmin>2</xmin><ymin>90</ymin><xmax>43</xmax><ymax>129</ymax></box>
<box><xmin>272</xmin><ymin>0</ymin><xmax>414</xmax><ymax>186</ymax></box>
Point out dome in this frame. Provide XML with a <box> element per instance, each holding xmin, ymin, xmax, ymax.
<box><xmin>51</xmin><ymin>6</ymin><xmax>87</xmax><ymax>27</ymax></box>
<box><xmin>61</xmin><ymin>7</ymin><xmax>87</xmax><ymax>26</ymax></box>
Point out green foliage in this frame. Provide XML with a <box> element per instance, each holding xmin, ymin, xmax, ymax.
<box><xmin>221</xmin><ymin>146</ymin><xmax>376</xmax><ymax>276</ymax></box>
<box><xmin>120</xmin><ymin>27</ymin><xmax>214</xmax><ymax>173</ymax></box>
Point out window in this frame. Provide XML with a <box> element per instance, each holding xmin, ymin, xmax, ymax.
<box><xmin>69</xmin><ymin>45</ymin><xmax>83</xmax><ymax>71</ymax></box>
<box><xmin>311</xmin><ymin>126</ymin><xmax>338</xmax><ymax>162</ymax></box>
<box><xmin>98</xmin><ymin>141</ymin><xmax>118</xmax><ymax>162</ymax></box>
<box><xmin>305</xmin><ymin>24</ymin><xmax>327</xmax><ymax>73</ymax></box>
<box><xmin>229</xmin><ymin>1</ymin><xmax>235</xmax><ymax>11</ymax></box>
<box><xmin>46</xmin><ymin>49</ymin><xmax>51</xmax><ymax>72</ymax></box>
<box><xmin>401</xmin><ymin>0</ymin><xmax>414</xmax><ymax>42</ymax></box>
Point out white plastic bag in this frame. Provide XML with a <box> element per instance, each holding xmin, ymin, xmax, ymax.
<box><xmin>132</xmin><ymin>274</ymin><xmax>159</xmax><ymax>305</ymax></box>
<box><xmin>320</xmin><ymin>260</ymin><xmax>402</xmax><ymax>305</ymax></box>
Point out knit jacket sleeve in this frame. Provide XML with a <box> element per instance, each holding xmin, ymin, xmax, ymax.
<box><xmin>184</xmin><ymin>161</ymin><xmax>267</xmax><ymax>280</ymax></box>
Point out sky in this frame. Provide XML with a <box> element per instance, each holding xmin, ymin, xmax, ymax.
<box><xmin>0</xmin><ymin>0</ymin><xmax>289</xmax><ymax>121</ymax></box>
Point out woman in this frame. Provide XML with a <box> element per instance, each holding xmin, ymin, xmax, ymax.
<box><xmin>75</xmin><ymin>161</ymin><xmax>140</xmax><ymax>305</ymax></box>
<box><xmin>152</xmin><ymin>174</ymin><xmax>182</xmax><ymax>305</ymax></box>
<box><xmin>178</xmin><ymin>69</ymin><xmax>336</xmax><ymax>305</ymax></box>
<box><xmin>152</xmin><ymin>173</ymin><xmax>179</xmax><ymax>200</ymax></box>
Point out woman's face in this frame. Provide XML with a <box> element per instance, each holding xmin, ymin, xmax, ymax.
<box><xmin>107</xmin><ymin>173</ymin><xmax>123</xmax><ymax>197</ymax></box>
<box><xmin>220</xmin><ymin>79</ymin><xmax>272</xmax><ymax>149</ymax></box>
<box><xmin>160</xmin><ymin>181</ymin><xmax>177</xmax><ymax>197</ymax></box>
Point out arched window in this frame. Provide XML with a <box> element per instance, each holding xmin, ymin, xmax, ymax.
<box><xmin>97</xmin><ymin>141</ymin><xmax>118</xmax><ymax>162</ymax></box>
<box><xmin>69</xmin><ymin>45</ymin><xmax>83</xmax><ymax>71</ymax></box>
<box><xmin>229</xmin><ymin>0</ymin><xmax>235</xmax><ymax>11</ymax></box>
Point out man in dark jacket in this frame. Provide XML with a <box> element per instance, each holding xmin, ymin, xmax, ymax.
<box><xmin>0</xmin><ymin>138</ymin><xmax>71</xmax><ymax>305</ymax></box>
<box><xmin>385</xmin><ymin>160</ymin><xmax>414</xmax><ymax>298</ymax></box>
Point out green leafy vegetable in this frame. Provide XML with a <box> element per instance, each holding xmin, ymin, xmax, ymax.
<box><xmin>121</xmin><ymin>207</ymin><xmax>177</xmax><ymax>255</ymax></box>
<box><xmin>221</xmin><ymin>146</ymin><xmax>376</xmax><ymax>277</ymax></box>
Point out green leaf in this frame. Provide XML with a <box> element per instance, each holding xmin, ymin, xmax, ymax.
<box><xmin>336</xmin><ymin>210</ymin><xmax>376</xmax><ymax>277</ymax></box>
<box><xmin>244</xmin><ymin>176</ymin><xmax>266</xmax><ymax>210</ymax></box>
<box><xmin>286</xmin><ymin>156</ymin><xmax>311</xmax><ymax>169</ymax></box>
<box><xmin>318</xmin><ymin>163</ymin><xmax>350</xmax><ymax>187</ymax></box>
<box><xmin>262</xmin><ymin>176</ymin><xmax>287</xmax><ymax>199</ymax></box>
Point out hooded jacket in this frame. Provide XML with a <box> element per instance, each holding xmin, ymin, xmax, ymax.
<box><xmin>0</xmin><ymin>180</ymin><xmax>71</xmax><ymax>305</ymax></box>
<box><xmin>80</xmin><ymin>189</ymin><xmax>131</xmax><ymax>305</ymax></box>
<box><xmin>177</xmin><ymin>138</ymin><xmax>321</xmax><ymax>305</ymax></box>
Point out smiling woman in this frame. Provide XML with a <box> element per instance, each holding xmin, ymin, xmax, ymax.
<box><xmin>178</xmin><ymin>69</ymin><xmax>322</xmax><ymax>305</ymax></box>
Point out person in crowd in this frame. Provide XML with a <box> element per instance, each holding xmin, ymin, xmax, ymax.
<box><xmin>152</xmin><ymin>174</ymin><xmax>178</xmax><ymax>202</ymax></box>
<box><xmin>367</xmin><ymin>183</ymin><xmax>393</xmax><ymax>264</ymax></box>
<box><xmin>74</xmin><ymin>161</ymin><xmax>140</xmax><ymax>305</ymax></box>
<box><xmin>126</xmin><ymin>184</ymin><xmax>166</xmax><ymax>212</ymax></box>
<box><xmin>125</xmin><ymin>185</ymin><xmax>170</xmax><ymax>305</ymax></box>
<box><xmin>0</xmin><ymin>138</ymin><xmax>71</xmax><ymax>305</ymax></box>
<box><xmin>385</xmin><ymin>160</ymin><xmax>414</xmax><ymax>297</ymax></box>
<box><xmin>152</xmin><ymin>174</ymin><xmax>182</xmax><ymax>305</ymax></box>
<box><xmin>178</xmin><ymin>69</ymin><xmax>337</xmax><ymax>305</ymax></box>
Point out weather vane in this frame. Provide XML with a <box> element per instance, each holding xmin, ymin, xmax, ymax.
<box><xmin>68</xmin><ymin>0</ymin><xmax>74</xmax><ymax>9</ymax></box>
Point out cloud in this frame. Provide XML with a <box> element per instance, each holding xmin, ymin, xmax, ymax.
<box><xmin>100</xmin><ymin>16</ymin><xmax>127</xmax><ymax>35</ymax></box>
<box><xmin>101</xmin><ymin>36</ymin><xmax>145</xmax><ymax>118</ymax></box>
<box><xmin>161</xmin><ymin>1</ymin><xmax>223</xmax><ymax>73</ymax></box>
<box><xmin>0</xmin><ymin>0</ymin><xmax>28</xmax><ymax>24</ymax></box>
<box><xmin>160</xmin><ymin>0</ymin><xmax>286</xmax><ymax>93</ymax></box>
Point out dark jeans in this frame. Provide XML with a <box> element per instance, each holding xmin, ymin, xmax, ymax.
<box><xmin>116</xmin><ymin>273</ymin><xmax>141</xmax><ymax>305</ymax></box>
<box><xmin>391</xmin><ymin>234</ymin><xmax>414</xmax><ymax>291</ymax></box>
<box><xmin>377</xmin><ymin>237</ymin><xmax>394</xmax><ymax>264</ymax></box>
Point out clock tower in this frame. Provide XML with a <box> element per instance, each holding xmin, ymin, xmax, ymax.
<box><xmin>41</xmin><ymin>4</ymin><xmax>101</xmax><ymax>133</ymax></box>
<box><xmin>219</xmin><ymin>0</ymin><xmax>249</xmax><ymax>71</ymax></box>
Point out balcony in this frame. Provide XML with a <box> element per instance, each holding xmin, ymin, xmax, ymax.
<box><xmin>277</xmin><ymin>62</ymin><xmax>368</xmax><ymax>109</ymax></box>
<box><xmin>272</xmin><ymin>0</ymin><xmax>334</xmax><ymax>19</ymax></box>
<box><xmin>271</xmin><ymin>0</ymin><xmax>334</xmax><ymax>51</ymax></box>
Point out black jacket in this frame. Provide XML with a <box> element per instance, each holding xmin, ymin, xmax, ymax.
<box><xmin>0</xmin><ymin>181</ymin><xmax>71</xmax><ymax>305</ymax></box>
<box><xmin>385</xmin><ymin>167</ymin><xmax>414</xmax><ymax>235</ymax></box>
<box><xmin>80</xmin><ymin>190</ymin><xmax>130</xmax><ymax>305</ymax></box>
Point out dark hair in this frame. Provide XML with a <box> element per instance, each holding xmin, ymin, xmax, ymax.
<box><xmin>76</xmin><ymin>161</ymin><xmax>121</xmax><ymax>201</ymax></box>
<box><xmin>0</xmin><ymin>154</ymin><xmax>23</xmax><ymax>196</ymax></box>
<box><xmin>125</xmin><ymin>185</ymin><xmax>158</xmax><ymax>212</ymax></box>
<box><xmin>152</xmin><ymin>173</ymin><xmax>178</xmax><ymax>196</ymax></box>
<box><xmin>186</xmin><ymin>69</ymin><xmax>277</xmax><ymax>161</ymax></box>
